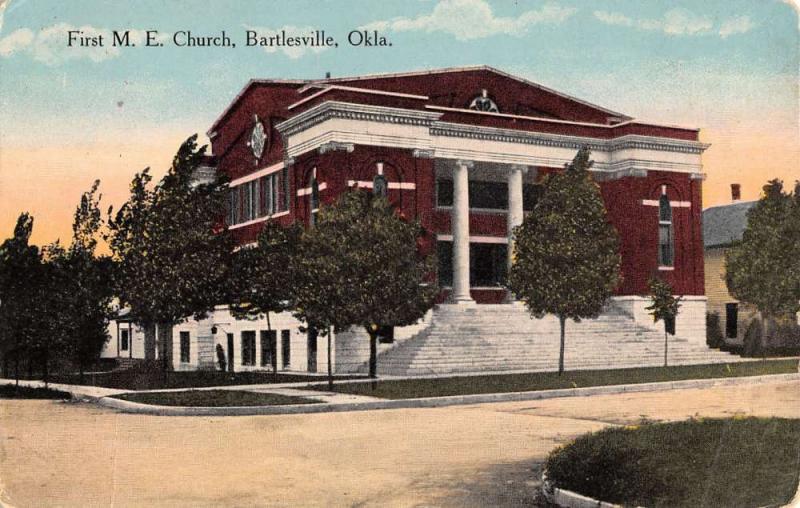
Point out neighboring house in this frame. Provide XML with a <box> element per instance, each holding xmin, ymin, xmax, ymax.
<box><xmin>703</xmin><ymin>186</ymin><xmax>757</xmax><ymax>345</ymax></box>
<box><xmin>104</xmin><ymin>65</ymin><xmax>722</xmax><ymax>374</ymax></box>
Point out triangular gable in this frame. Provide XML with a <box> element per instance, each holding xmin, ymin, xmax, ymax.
<box><xmin>317</xmin><ymin>66</ymin><xmax>630</xmax><ymax>124</ymax></box>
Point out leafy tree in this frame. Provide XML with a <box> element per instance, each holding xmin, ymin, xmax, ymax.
<box><xmin>293</xmin><ymin>190</ymin><xmax>437</xmax><ymax>381</ymax></box>
<box><xmin>229</xmin><ymin>221</ymin><xmax>301</xmax><ymax>379</ymax></box>
<box><xmin>0</xmin><ymin>214</ymin><xmax>45</xmax><ymax>385</ymax></box>
<box><xmin>45</xmin><ymin>181</ymin><xmax>115</xmax><ymax>382</ymax></box>
<box><xmin>645</xmin><ymin>277</ymin><xmax>682</xmax><ymax>367</ymax></box>
<box><xmin>508</xmin><ymin>147</ymin><xmax>622</xmax><ymax>375</ymax></box>
<box><xmin>107</xmin><ymin>135</ymin><xmax>232</xmax><ymax>372</ymax></box>
<box><xmin>726</xmin><ymin>179</ymin><xmax>800</xmax><ymax>337</ymax></box>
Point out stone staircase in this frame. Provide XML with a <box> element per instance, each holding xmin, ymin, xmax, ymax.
<box><xmin>360</xmin><ymin>303</ymin><xmax>739</xmax><ymax>376</ymax></box>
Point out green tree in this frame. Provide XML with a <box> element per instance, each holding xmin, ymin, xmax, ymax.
<box><xmin>726</xmin><ymin>179</ymin><xmax>800</xmax><ymax>339</ymax></box>
<box><xmin>45</xmin><ymin>181</ymin><xmax>115</xmax><ymax>382</ymax></box>
<box><xmin>0</xmin><ymin>214</ymin><xmax>46</xmax><ymax>385</ymax></box>
<box><xmin>229</xmin><ymin>221</ymin><xmax>301</xmax><ymax>379</ymax></box>
<box><xmin>508</xmin><ymin>147</ymin><xmax>622</xmax><ymax>375</ymax></box>
<box><xmin>293</xmin><ymin>190</ymin><xmax>437</xmax><ymax>381</ymax></box>
<box><xmin>107</xmin><ymin>135</ymin><xmax>232</xmax><ymax>373</ymax></box>
<box><xmin>645</xmin><ymin>277</ymin><xmax>682</xmax><ymax>367</ymax></box>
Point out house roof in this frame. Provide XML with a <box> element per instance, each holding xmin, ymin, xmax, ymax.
<box><xmin>703</xmin><ymin>201</ymin><xmax>757</xmax><ymax>248</ymax></box>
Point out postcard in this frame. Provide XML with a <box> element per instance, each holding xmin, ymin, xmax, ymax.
<box><xmin>1</xmin><ymin>1</ymin><xmax>798</xmax><ymax>506</ymax></box>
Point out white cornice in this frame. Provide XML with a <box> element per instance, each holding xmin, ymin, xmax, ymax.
<box><xmin>290</xmin><ymin>84</ymin><xmax>429</xmax><ymax>109</ymax></box>
<box><xmin>276</xmin><ymin>101</ymin><xmax>443</xmax><ymax>137</ymax></box>
<box><xmin>431</xmin><ymin>122</ymin><xmax>709</xmax><ymax>155</ymax></box>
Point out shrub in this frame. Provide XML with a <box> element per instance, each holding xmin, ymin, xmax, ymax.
<box><xmin>706</xmin><ymin>312</ymin><xmax>724</xmax><ymax>348</ymax></box>
<box><xmin>545</xmin><ymin>427</ymin><xmax>667</xmax><ymax>504</ymax></box>
<box><xmin>0</xmin><ymin>385</ymin><xmax>71</xmax><ymax>399</ymax></box>
<box><xmin>743</xmin><ymin>318</ymin><xmax>763</xmax><ymax>356</ymax></box>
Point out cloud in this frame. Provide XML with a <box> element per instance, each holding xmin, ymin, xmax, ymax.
<box><xmin>0</xmin><ymin>0</ymin><xmax>7</xmax><ymax>33</ymax></box>
<box><xmin>593</xmin><ymin>8</ymin><xmax>753</xmax><ymax>38</ymax></box>
<box><xmin>0</xmin><ymin>27</ymin><xmax>31</xmax><ymax>56</ymax></box>
<box><xmin>719</xmin><ymin>16</ymin><xmax>755</xmax><ymax>38</ymax></box>
<box><xmin>362</xmin><ymin>0</ymin><xmax>577</xmax><ymax>41</ymax></box>
<box><xmin>0</xmin><ymin>23</ymin><xmax>171</xmax><ymax>64</ymax></box>
<box><xmin>242</xmin><ymin>25</ymin><xmax>330</xmax><ymax>59</ymax></box>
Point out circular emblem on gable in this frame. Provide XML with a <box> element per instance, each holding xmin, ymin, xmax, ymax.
<box><xmin>249</xmin><ymin>114</ymin><xmax>268</xmax><ymax>161</ymax></box>
<box><xmin>469</xmin><ymin>89</ymin><xmax>499</xmax><ymax>113</ymax></box>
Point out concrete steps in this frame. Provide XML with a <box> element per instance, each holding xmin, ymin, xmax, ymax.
<box><xmin>357</xmin><ymin>303</ymin><xmax>738</xmax><ymax>376</ymax></box>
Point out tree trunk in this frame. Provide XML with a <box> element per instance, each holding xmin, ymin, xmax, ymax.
<box><xmin>558</xmin><ymin>315</ymin><xmax>566</xmax><ymax>376</ymax></box>
<box><xmin>327</xmin><ymin>326</ymin><xmax>333</xmax><ymax>391</ymax></box>
<box><xmin>664</xmin><ymin>328</ymin><xmax>669</xmax><ymax>368</ymax></box>
<box><xmin>144</xmin><ymin>323</ymin><xmax>156</xmax><ymax>360</ymax></box>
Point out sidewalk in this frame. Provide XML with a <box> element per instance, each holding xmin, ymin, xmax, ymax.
<box><xmin>95</xmin><ymin>372</ymin><xmax>800</xmax><ymax>416</ymax></box>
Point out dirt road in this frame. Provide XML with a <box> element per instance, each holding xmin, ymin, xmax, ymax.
<box><xmin>1</xmin><ymin>380</ymin><xmax>798</xmax><ymax>507</ymax></box>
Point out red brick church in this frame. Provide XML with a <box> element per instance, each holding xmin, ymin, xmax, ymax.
<box><xmin>105</xmin><ymin>66</ymin><xmax>735</xmax><ymax>375</ymax></box>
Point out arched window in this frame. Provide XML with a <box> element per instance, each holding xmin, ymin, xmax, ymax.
<box><xmin>658</xmin><ymin>194</ymin><xmax>674</xmax><ymax>267</ymax></box>
<box><xmin>309</xmin><ymin>169</ymin><xmax>319</xmax><ymax>226</ymax></box>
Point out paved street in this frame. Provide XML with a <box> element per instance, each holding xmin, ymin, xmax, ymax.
<box><xmin>1</xmin><ymin>380</ymin><xmax>798</xmax><ymax>507</ymax></box>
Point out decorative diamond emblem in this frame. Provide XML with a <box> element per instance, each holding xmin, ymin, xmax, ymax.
<box><xmin>249</xmin><ymin>114</ymin><xmax>267</xmax><ymax>161</ymax></box>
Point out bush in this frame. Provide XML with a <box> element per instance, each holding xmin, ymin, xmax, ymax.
<box><xmin>769</xmin><ymin>319</ymin><xmax>800</xmax><ymax>350</ymax></box>
<box><xmin>742</xmin><ymin>317</ymin><xmax>800</xmax><ymax>357</ymax></box>
<box><xmin>545</xmin><ymin>427</ymin><xmax>667</xmax><ymax>504</ymax></box>
<box><xmin>0</xmin><ymin>385</ymin><xmax>71</xmax><ymax>399</ymax></box>
<box><xmin>544</xmin><ymin>418</ymin><xmax>800</xmax><ymax>507</ymax></box>
<box><xmin>743</xmin><ymin>318</ymin><xmax>763</xmax><ymax>356</ymax></box>
<box><xmin>706</xmin><ymin>312</ymin><xmax>724</xmax><ymax>348</ymax></box>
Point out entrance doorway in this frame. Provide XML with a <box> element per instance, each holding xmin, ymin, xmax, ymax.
<box><xmin>725</xmin><ymin>303</ymin><xmax>739</xmax><ymax>339</ymax></box>
<box><xmin>307</xmin><ymin>329</ymin><xmax>318</xmax><ymax>373</ymax></box>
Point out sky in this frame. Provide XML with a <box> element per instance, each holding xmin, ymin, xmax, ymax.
<box><xmin>0</xmin><ymin>0</ymin><xmax>798</xmax><ymax>247</ymax></box>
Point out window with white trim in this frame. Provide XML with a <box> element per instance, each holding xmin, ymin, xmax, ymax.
<box><xmin>658</xmin><ymin>194</ymin><xmax>674</xmax><ymax>267</ymax></box>
<box><xmin>309</xmin><ymin>169</ymin><xmax>320</xmax><ymax>226</ymax></box>
<box><xmin>179</xmin><ymin>331</ymin><xmax>190</xmax><ymax>363</ymax></box>
<box><xmin>226</xmin><ymin>168</ymin><xmax>289</xmax><ymax>226</ymax></box>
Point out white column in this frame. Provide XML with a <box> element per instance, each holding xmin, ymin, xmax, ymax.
<box><xmin>451</xmin><ymin>160</ymin><xmax>474</xmax><ymax>304</ymax></box>
<box><xmin>507</xmin><ymin>165</ymin><xmax>526</xmax><ymax>272</ymax></box>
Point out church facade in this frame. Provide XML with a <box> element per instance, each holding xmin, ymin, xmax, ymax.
<box><xmin>103</xmin><ymin>66</ymin><xmax>715</xmax><ymax>374</ymax></box>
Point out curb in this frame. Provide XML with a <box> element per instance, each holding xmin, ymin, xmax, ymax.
<box><xmin>94</xmin><ymin>372</ymin><xmax>800</xmax><ymax>417</ymax></box>
<box><xmin>542</xmin><ymin>471</ymin><xmax>637</xmax><ymax>508</ymax></box>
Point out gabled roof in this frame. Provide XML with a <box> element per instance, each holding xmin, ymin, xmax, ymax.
<box><xmin>207</xmin><ymin>65</ymin><xmax>634</xmax><ymax>136</ymax></box>
<box><xmin>315</xmin><ymin>65</ymin><xmax>631</xmax><ymax>120</ymax></box>
<box><xmin>703</xmin><ymin>201</ymin><xmax>757</xmax><ymax>248</ymax></box>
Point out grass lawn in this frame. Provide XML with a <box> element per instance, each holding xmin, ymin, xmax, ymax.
<box><xmin>49</xmin><ymin>362</ymin><xmax>364</xmax><ymax>390</ymax></box>
<box><xmin>0</xmin><ymin>384</ymin><xmax>71</xmax><ymax>399</ymax></box>
<box><xmin>113</xmin><ymin>389</ymin><xmax>320</xmax><ymax>407</ymax></box>
<box><xmin>545</xmin><ymin>417</ymin><xmax>800</xmax><ymax>507</ymax></box>
<box><xmin>311</xmin><ymin>359</ymin><xmax>798</xmax><ymax>399</ymax></box>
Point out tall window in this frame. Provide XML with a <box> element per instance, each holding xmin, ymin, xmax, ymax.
<box><xmin>120</xmin><ymin>329</ymin><xmax>129</xmax><ymax>351</ymax></box>
<box><xmin>179</xmin><ymin>331</ymin><xmax>190</xmax><ymax>363</ymax></box>
<box><xmin>241</xmin><ymin>331</ymin><xmax>256</xmax><ymax>366</ymax></box>
<box><xmin>226</xmin><ymin>169</ymin><xmax>290</xmax><ymax>226</ymax></box>
<box><xmin>281</xmin><ymin>330</ymin><xmax>291</xmax><ymax>369</ymax></box>
<box><xmin>260</xmin><ymin>330</ymin><xmax>277</xmax><ymax>368</ymax></box>
<box><xmin>658</xmin><ymin>194</ymin><xmax>674</xmax><ymax>267</ymax></box>
<box><xmin>309</xmin><ymin>171</ymin><xmax>320</xmax><ymax>226</ymax></box>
